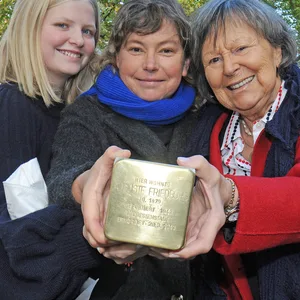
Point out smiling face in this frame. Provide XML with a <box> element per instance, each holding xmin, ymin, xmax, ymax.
<box><xmin>202</xmin><ymin>21</ymin><xmax>282</xmax><ymax>120</ymax></box>
<box><xmin>41</xmin><ymin>0</ymin><xmax>96</xmax><ymax>88</ymax></box>
<box><xmin>116</xmin><ymin>20</ymin><xmax>190</xmax><ymax>102</ymax></box>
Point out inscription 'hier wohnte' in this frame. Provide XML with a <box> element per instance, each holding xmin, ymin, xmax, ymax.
<box><xmin>104</xmin><ymin>158</ymin><xmax>195</xmax><ymax>250</ymax></box>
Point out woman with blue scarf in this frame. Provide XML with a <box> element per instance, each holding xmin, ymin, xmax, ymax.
<box><xmin>46</xmin><ymin>0</ymin><xmax>201</xmax><ymax>299</ymax></box>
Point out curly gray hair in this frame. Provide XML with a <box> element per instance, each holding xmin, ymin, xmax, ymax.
<box><xmin>190</xmin><ymin>0</ymin><xmax>298</xmax><ymax>102</ymax></box>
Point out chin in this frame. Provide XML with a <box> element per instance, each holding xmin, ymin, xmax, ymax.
<box><xmin>136</xmin><ymin>94</ymin><xmax>160</xmax><ymax>102</ymax></box>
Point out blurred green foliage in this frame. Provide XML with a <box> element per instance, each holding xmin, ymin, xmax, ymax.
<box><xmin>0</xmin><ymin>0</ymin><xmax>299</xmax><ymax>55</ymax></box>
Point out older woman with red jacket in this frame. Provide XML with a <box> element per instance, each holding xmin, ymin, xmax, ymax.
<box><xmin>161</xmin><ymin>0</ymin><xmax>300</xmax><ymax>299</ymax></box>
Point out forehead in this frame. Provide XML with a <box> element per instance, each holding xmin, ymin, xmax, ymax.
<box><xmin>124</xmin><ymin>20</ymin><xmax>180</xmax><ymax>44</ymax></box>
<box><xmin>203</xmin><ymin>20</ymin><xmax>259</xmax><ymax>50</ymax></box>
<box><xmin>45</xmin><ymin>0</ymin><xmax>95</xmax><ymax>24</ymax></box>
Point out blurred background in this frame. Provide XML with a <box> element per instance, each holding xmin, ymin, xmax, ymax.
<box><xmin>0</xmin><ymin>0</ymin><xmax>298</xmax><ymax>57</ymax></box>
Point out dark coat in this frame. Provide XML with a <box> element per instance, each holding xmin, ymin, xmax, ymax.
<box><xmin>47</xmin><ymin>95</ymin><xmax>199</xmax><ymax>300</ymax></box>
<box><xmin>0</xmin><ymin>83</ymin><xmax>64</xmax><ymax>221</ymax></box>
<box><xmin>0</xmin><ymin>94</ymin><xmax>201</xmax><ymax>300</ymax></box>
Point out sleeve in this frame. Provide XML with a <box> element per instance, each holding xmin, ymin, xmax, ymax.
<box><xmin>0</xmin><ymin>205</ymin><xmax>103</xmax><ymax>300</ymax></box>
<box><xmin>214</xmin><ymin>139</ymin><xmax>300</xmax><ymax>254</ymax></box>
<box><xmin>46</xmin><ymin>97</ymin><xmax>110</xmax><ymax>209</ymax></box>
<box><xmin>0</xmin><ymin>86</ymin><xmax>40</xmax><ymax>217</ymax></box>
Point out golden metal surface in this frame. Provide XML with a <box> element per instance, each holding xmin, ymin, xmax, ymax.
<box><xmin>104</xmin><ymin>158</ymin><xmax>195</xmax><ymax>250</ymax></box>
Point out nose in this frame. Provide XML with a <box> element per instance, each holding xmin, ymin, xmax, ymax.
<box><xmin>223</xmin><ymin>54</ymin><xmax>239</xmax><ymax>77</ymax></box>
<box><xmin>143</xmin><ymin>51</ymin><xmax>158</xmax><ymax>72</ymax></box>
<box><xmin>69</xmin><ymin>29</ymin><xmax>84</xmax><ymax>47</ymax></box>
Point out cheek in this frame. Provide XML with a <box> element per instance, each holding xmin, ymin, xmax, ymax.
<box><xmin>213</xmin><ymin>92</ymin><xmax>233</xmax><ymax>110</ymax></box>
<box><xmin>116</xmin><ymin>54</ymin><xmax>131</xmax><ymax>74</ymax></box>
<box><xmin>255</xmin><ymin>57</ymin><xmax>278</xmax><ymax>87</ymax></box>
<box><xmin>166</xmin><ymin>64</ymin><xmax>185</xmax><ymax>82</ymax></box>
<box><xmin>119</xmin><ymin>61</ymin><xmax>137</xmax><ymax>78</ymax></box>
<box><xmin>40</xmin><ymin>42</ymin><xmax>53</xmax><ymax>64</ymax></box>
<box><xmin>42</xmin><ymin>35</ymin><xmax>64</xmax><ymax>53</ymax></box>
<box><xmin>204</xmin><ymin>69</ymin><xmax>220</xmax><ymax>89</ymax></box>
<box><xmin>85</xmin><ymin>39</ymin><xmax>96</xmax><ymax>55</ymax></box>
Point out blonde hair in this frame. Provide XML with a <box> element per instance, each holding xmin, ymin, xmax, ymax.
<box><xmin>0</xmin><ymin>0</ymin><xmax>100</xmax><ymax>106</ymax></box>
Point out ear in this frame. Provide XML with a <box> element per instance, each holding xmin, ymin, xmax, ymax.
<box><xmin>274</xmin><ymin>46</ymin><xmax>282</xmax><ymax>68</ymax></box>
<box><xmin>182</xmin><ymin>58</ymin><xmax>190</xmax><ymax>77</ymax></box>
<box><xmin>116</xmin><ymin>54</ymin><xmax>120</xmax><ymax>69</ymax></box>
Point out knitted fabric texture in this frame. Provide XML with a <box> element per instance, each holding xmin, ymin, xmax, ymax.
<box><xmin>82</xmin><ymin>66</ymin><xmax>196</xmax><ymax>126</ymax></box>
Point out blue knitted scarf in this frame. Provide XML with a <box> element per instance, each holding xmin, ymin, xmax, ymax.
<box><xmin>82</xmin><ymin>66</ymin><xmax>196</xmax><ymax>126</ymax></box>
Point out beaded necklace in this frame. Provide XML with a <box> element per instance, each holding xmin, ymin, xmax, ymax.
<box><xmin>240</xmin><ymin>119</ymin><xmax>252</xmax><ymax>136</ymax></box>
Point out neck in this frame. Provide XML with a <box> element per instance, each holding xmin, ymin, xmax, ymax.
<box><xmin>47</xmin><ymin>73</ymin><xmax>68</xmax><ymax>91</ymax></box>
<box><xmin>240</xmin><ymin>118</ymin><xmax>253</xmax><ymax>136</ymax></box>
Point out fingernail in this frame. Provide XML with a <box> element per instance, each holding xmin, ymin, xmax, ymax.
<box><xmin>177</xmin><ymin>157</ymin><xmax>188</xmax><ymax>162</ymax></box>
<box><xmin>97</xmin><ymin>247</ymin><xmax>104</xmax><ymax>254</ymax></box>
<box><xmin>169</xmin><ymin>253</ymin><xmax>180</xmax><ymax>258</ymax></box>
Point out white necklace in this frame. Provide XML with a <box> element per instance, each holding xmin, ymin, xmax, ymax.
<box><xmin>240</xmin><ymin>119</ymin><xmax>252</xmax><ymax>136</ymax></box>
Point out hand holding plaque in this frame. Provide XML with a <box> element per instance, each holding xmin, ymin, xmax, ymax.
<box><xmin>78</xmin><ymin>146</ymin><xmax>131</xmax><ymax>250</ymax></box>
<box><xmin>150</xmin><ymin>155</ymin><xmax>229</xmax><ymax>260</ymax></box>
<box><xmin>104</xmin><ymin>158</ymin><xmax>195</xmax><ymax>250</ymax></box>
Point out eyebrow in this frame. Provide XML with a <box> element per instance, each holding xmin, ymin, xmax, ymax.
<box><xmin>54</xmin><ymin>17</ymin><xmax>96</xmax><ymax>28</ymax></box>
<box><xmin>126</xmin><ymin>36</ymin><xmax>181</xmax><ymax>47</ymax></box>
<box><xmin>203</xmin><ymin>35</ymin><xmax>256</xmax><ymax>57</ymax></box>
<box><xmin>202</xmin><ymin>47</ymin><xmax>220</xmax><ymax>59</ymax></box>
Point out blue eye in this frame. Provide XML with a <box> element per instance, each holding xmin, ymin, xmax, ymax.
<box><xmin>83</xmin><ymin>28</ymin><xmax>94</xmax><ymax>36</ymax></box>
<box><xmin>56</xmin><ymin>23</ymin><xmax>68</xmax><ymax>29</ymax></box>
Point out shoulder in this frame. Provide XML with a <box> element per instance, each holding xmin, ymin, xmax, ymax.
<box><xmin>0</xmin><ymin>83</ymin><xmax>31</xmax><ymax>106</ymax></box>
<box><xmin>61</xmin><ymin>94</ymin><xmax>112</xmax><ymax>120</ymax></box>
<box><xmin>0</xmin><ymin>83</ymin><xmax>65</xmax><ymax>120</ymax></box>
<box><xmin>0</xmin><ymin>83</ymin><xmax>40</xmax><ymax>127</ymax></box>
<box><xmin>0</xmin><ymin>83</ymin><xmax>64</xmax><ymax>138</ymax></box>
<box><xmin>283</xmin><ymin>64</ymin><xmax>300</xmax><ymax>95</ymax></box>
<box><xmin>0</xmin><ymin>83</ymin><xmax>63</xmax><ymax>118</ymax></box>
<box><xmin>186</xmin><ymin>102</ymin><xmax>225</xmax><ymax>130</ymax></box>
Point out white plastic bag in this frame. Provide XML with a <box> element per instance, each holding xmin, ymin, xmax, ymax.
<box><xmin>3</xmin><ymin>158</ymin><xmax>48</xmax><ymax>220</ymax></box>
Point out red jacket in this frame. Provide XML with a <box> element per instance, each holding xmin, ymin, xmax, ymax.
<box><xmin>210</xmin><ymin>112</ymin><xmax>300</xmax><ymax>299</ymax></box>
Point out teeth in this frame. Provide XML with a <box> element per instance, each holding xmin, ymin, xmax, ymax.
<box><xmin>229</xmin><ymin>76</ymin><xmax>254</xmax><ymax>90</ymax></box>
<box><xmin>59</xmin><ymin>50</ymin><xmax>81</xmax><ymax>58</ymax></box>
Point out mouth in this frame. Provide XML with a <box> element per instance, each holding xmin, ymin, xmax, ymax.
<box><xmin>227</xmin><ymin>75</ymin><xmax>254</xmax><ymax>90</ymax></box>
<box><xmin>138</xmin><ymin>78</ymin><xmax>163</xmax><ymax>82</ymax></box>
<box><xmin>137</xmin><ymin>78</ymin><xmax>165</xmax><ymax>86</ymax></box>
<box><xmin>57</xmin><ymin>49</ymin><xmax>81</xmax><ymax>59</ymax></box>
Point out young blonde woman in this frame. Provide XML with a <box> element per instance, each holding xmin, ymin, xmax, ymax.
<box><xmin>0</xmin><ymin>0</ymin><xmax>99</xmax><ymax>299</ymax></box>
<box><xmin>0</xmin><ymin>0</ymin><xmax>99</xmax><ymax>220</ymax></box>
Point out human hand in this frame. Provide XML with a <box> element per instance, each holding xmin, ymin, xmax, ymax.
<box><xmin>100</xmin><ymin>243</ymin><xmax>149</xmax><ymax>264</ymax></box>
<box><xmin>152</xmin><ymin>155</ymin><xmax>229</xmax><ymax>259</ymax></box>
<box><xmin>80</xmin><ymin>146</ymin><xmax>131</xmax><ymax>250</ymax></box>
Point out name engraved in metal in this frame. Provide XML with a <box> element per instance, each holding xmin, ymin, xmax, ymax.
<box><xmin>104</xmin><ymin>158</ymin><xmax>195</xmax><ymax>250</ymax></box>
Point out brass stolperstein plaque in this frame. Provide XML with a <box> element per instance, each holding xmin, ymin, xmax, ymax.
<box><xmin>104</xmin><ymin>158</ymin><xmax>195</xmax><ymax>250</ymax></box>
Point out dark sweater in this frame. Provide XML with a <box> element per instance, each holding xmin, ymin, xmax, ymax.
<box><xmin>0</xmin><ymin>83</ymin><xmax>64</xmax><ymax>221</ymax></box>
<box><xmin>0</xmin><ymin>95</ymin><xmax>205</xmax><ymax>300</ymax></box>
<box><xmin>46</xmin><ymin>95</ymin><xmax>198</xmax><ymax>300</ymax></box>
